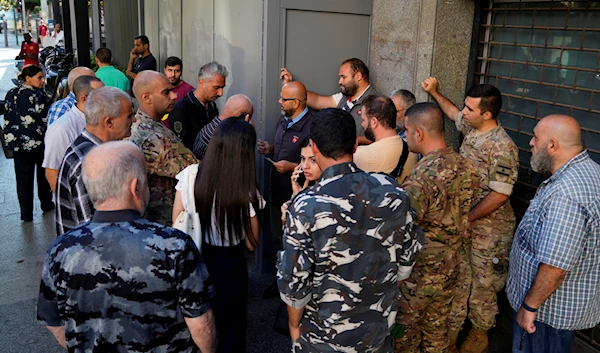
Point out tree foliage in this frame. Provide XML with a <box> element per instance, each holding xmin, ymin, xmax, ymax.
<box><xmin>0</xmin><ymin>0</ymin><xmax>41</xmax><ymax>12</ymax></box>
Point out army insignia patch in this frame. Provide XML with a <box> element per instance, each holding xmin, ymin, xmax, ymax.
<box><xmin>173</xmin><ymin>121</ymin><xmax>183</xmax><ymax>134</ymax></box>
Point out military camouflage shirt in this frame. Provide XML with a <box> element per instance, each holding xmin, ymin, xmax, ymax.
<box><xmin>129</xmin><ymin>109</ymin><xmax>198</xmax><ymax>226</ymax></box>
<box><xmin>402</xmin><ymin>147</ymin><xmax>480</xmax><ymax>261</ymax></box>
<box><xmin>37</xmin><ymin>209</ymin><xmax>214</xmax><ymax>353</ymax></box>
<box><xmin>277</xmin><ymin>162</ymin><xmax>424</xmax><ymax>353</ymax></box>
<box><xmin>455</xmin><ymin>112</ymin><xmax>518</xmax><ymax>223</ymax></box>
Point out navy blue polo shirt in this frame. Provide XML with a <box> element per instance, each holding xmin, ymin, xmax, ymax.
<box><xmin>270</xmin><ymin>110</ymin><xmax>313</xmax><ymax>204</ymax></box>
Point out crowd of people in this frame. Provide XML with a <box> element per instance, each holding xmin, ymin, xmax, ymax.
<box><xmin>1</xmin><ymin>33</ymin><xmax>599</xmax><ymax>353</ymax></box>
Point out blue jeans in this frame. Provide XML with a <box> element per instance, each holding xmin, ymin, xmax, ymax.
<box><xmin>512</xmin><ymin>311</ymin><xmax>574</xmax><ymax>353</ymax></box>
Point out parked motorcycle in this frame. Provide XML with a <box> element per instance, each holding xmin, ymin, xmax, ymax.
<box><xmin>13</xmin><ymin>46</ymin><xmax>74</xmax><ymax>102</ymax></box>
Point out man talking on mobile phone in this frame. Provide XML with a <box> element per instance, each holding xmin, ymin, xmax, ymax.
<box><xmin>126</xmin><ymin>35</ymin><xmax>157</xmax><ymax>96</ymax></box>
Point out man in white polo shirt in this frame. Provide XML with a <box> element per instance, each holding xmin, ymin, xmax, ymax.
<box><xmin>43</xmin><ymin>76</ymin><xmax>105</xmax><ymax>192</ymax></box>
<box><xmin>353</xmin><ymin>95</ymin><xmax>418</xmax><ymax>183</ymax></box>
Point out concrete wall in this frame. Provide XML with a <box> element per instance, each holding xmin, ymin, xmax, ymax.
<box><xmin>104</xmin><ymin>0</ymin><xmax>140</xmax><ymax>68</ymax></box>
<box><xmin>143</xmin><ymin>0</ymin><xmax>263</xmax><ymax>118</ymax></box>
<box><xmin>370</xmin><ymin>0</ymin><xmax>475</xmax><ymax>150</ymax></box>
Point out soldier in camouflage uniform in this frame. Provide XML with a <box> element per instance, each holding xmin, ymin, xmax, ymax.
<box><xmin>277</xmin><ymin>109</ymin><xmax>424</xmax><ymax>353</ymax></box>
<box><xmin>395</xmin><ymin>103</ymin><xmax>480</xmax><ymax>353</ymax></box>
<box><xmin>128</xmin><ymin>71</ymin><xmax>198</xmax><ymax>226</ymax></box>
<box><xmin>37</xmin><ymin>141</ymin><xmax>216</xmax><ymax>353</ymax></box>
<box><xmin>423</xmin><ymin>78</ymin><xmax>519</xmax><ymax>353</ymax></box>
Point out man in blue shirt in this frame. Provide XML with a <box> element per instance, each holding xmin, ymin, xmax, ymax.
<box><xmin>257</xmin><ymin>81</ymin><xmax>313</xmax><ymax>297</ymax></box>
<box><xmin>506</xmin><ymin>114</ymin><xmax>600</xmax><ymax>353</ymax></box>
<box><xmin>47</xmin><ymin>67</ymin><xmax>96</xmax><ymax>125</ymax></box>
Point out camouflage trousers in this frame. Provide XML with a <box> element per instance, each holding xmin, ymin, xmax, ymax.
<box><xmin>447</xmin><ymin>219</ymin><xmax>515</xmax><ymax>331</ymax></box>
<box><xmin>395</xmin><ymin>250</ymin><xmax>458</xmax><ymax>353</ymax></box>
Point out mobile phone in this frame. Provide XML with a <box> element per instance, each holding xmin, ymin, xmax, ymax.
<box><xmin>296</xmin><ymin>169</ymin><xmax>306</xmax><ymax>186</ymax></box>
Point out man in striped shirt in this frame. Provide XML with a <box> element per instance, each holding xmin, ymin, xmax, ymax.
<box><xmin>192</xmin><ymin>94</ymin><xmax>254</xmax><ymax>160</ymax></box>
<box><xmin>506</xmin><ymin>114</ymin><xmax>600</xmax><ymax>353</ymax></box>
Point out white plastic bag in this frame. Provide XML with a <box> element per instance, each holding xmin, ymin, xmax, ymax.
<box><xmin>173</xmin><ymin>164</ymin><xmax>203</xmax><ymax>252</ymax></box>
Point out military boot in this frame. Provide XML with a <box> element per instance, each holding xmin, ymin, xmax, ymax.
<box><xmin>448</xmin><ymin>328</ymin><xmax>460</xmax><ymax>353</ymax></box>
<box><xmin>459</xmin><ymin>328</ymin><xmax>488</xmax><ymax>353</ymax></box>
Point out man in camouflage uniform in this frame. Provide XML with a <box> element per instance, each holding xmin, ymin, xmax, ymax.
<box><xmin>395</xmin><ymin>103</ymin><xmax>480</xmax><ymax>353</ymax></box>
<box><xmin>423</xmin><ymin>78</ymin><xmax>519</xmax><ymax>353</ymax></box>
<box><xmin>37</xmin><ymin>141</ymin><xmax>216</xmax><ymax>353</ymax></box>
<box><xmin>277</xmin><ymin>108</ymin><xmax>424</xmax><ymax>353</ymax></box>
<box><xmin>129</xmin><ymin>71</ymin><xmax>198</xmax><ymax>226</ymax></box>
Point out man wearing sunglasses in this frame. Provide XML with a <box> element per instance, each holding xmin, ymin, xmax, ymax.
<box><xmin>258</xmin><ymin>81</ymin><xmax>313</xmax><ymax>298</ymax></box>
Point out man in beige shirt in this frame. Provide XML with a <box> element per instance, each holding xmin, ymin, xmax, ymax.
<box><xmin>354</xmin><ymin>95</ymin><xmax>418</xmax><ymax>182</ymax></box>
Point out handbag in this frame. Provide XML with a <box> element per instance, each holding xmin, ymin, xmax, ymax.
<box><xmin>173</xmin><ymin>164</ymin><xmax>202</xmax><ymax>252</ymax></box>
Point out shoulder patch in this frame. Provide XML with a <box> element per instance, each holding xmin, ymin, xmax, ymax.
<box><xmin>173</xmin><ymin>121</ymin><xmax>183</xmax><ymax>134</ymax></box>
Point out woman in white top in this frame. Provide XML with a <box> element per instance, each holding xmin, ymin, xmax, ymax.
<box><xmin>173</xmin><ymin>118</ymin><xmax>262</xmax><ymax>353</ymax></box>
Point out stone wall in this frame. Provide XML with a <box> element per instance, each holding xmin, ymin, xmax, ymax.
<box><xmin>370</xmin><ymin>0</ymin><xmax>476</xmax><ymax>150</ymax></box>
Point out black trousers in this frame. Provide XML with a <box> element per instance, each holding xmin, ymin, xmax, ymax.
<box><xmin>13</xmin><ymin>150</ymin><xmax>53</xmax><ymax>219</ymax></box>
<box><xmin>202</xmin><ymin>242</ymin><xmax>248</xmax><ymax>353</ymax></box>
<box><xmin>265</xmin><ymin>201</ymin><xmax>284</xmax><ymax>273</ymax></box>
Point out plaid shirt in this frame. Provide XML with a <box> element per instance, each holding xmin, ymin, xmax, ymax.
<box><xmin>55</xmin><ymin>130</ymin><xmax>102</xmax><ymax>235</ymax></box>
<box><xmin>506</xmin><ymin>151</ymin><xmax>600</xmax><ymax>330</ymax></box>
<box><xmin>47</xmin><ymin>92</ymin><xmax>76</xmax><ymax>125</ymax></box>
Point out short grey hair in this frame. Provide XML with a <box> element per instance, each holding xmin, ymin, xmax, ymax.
<box><xmin>198</xmin><ymin>61</ymin><xmax>229</xmax><ymax>81</ymax></box>
<box><xmin>84</xmin><ymin>86</ymin><xmax>132</xmax><ymax>126</ymax></box>
<box><xmin>82</xmin><ymin>141</ymin><xmax>147</xmax><ymax>206</ymax></box>
<box><xmin>390</xmin><ymin>89</ymin><xmax>416</xmax><ymax>110</ymax></box>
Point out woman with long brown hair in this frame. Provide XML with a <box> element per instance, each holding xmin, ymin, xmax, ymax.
<box><xmin>173</xmin><ymin>117</ymin><xmax>263</xmax><ymax>353</ymax></box>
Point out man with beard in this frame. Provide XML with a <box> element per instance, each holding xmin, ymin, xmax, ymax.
<box><xmin>422</xmin><ymin>78</ymin><xmax>518</xmax><ymax>353</ymax></box>
<box><xmin>162</xmin><ymin>56</ymin><xmax>195</xmax><ymax>129</ymax></box>
<box><xmin>168</xmin><ymin>61</ymin><xmax>227</xmax><ymax>150</ymax></box>
<box><xmin>506</xmin><ymin>115</ymin><xmax>600</xmax><ymax>353</ymax></box>
<box><xmin>129</xmin><ymin>71</ymin><xmax>197</xmax><ymax>226</ymax></box>
<box><xmin>164</xmin><ymin>56</ymin><xmax>194</xmax><ymax>103</ymax></box>
<box><xmin>280</xmin><ymin>58</ymin><xmax>378</xmax><ymax>145</ymax></box>
<box><xmin>353</xmin><ymin>95</ymin><xmax>417</xmax><ymax>183</ymax></box>
<box><xmin>257</xmin><ymin>81</ymin><xmax>312</xmax><ymax>298</ymax></box>
<box><xmin>126</xmin><ymin>35</ymin><xmax>157</xmax><ymax>95</ymax></box>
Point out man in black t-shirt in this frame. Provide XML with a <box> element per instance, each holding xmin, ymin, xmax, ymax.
<box><xmin>168</xmin><ymin>61</ymin><xmax>228</xmax><ymax>150</ymax></box>
<box><xmin>126</xmin><ymin>35</ymin><xmax>157</xmax><ymax>95</ymax></box>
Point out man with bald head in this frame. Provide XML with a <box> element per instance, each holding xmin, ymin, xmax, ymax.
<box><xmin>47</xmin><ymin>67</ymin><xmax>96</xmax><ymax>125</ymax></box>
<box><xmin>506</xmin><ymin>115</ymin><xmax>600</xmax><ymax>353</ymax></box>
<box><xmin>257</xmin><ymin>81</ymin><xmax>313</xmax><ymax>297</ymax></box>
<box><xmin>192</xmin><ymin>94</ymin><xmax>254</xmax><ymax>160</ymax></box>
<box><xmin>38</xmin><ymin>141</ymin><xmax>216</xmax><ymax>353</ymax></box>
<box><xmin>129</xmin><ymin>71</ymin><xmax>198</xmax><ymax>226</ymax></box>
<box><xmin>55</xmin><ymin>86</ymin><xmax>135</xmax><ymax>235</ymax></box>
<box><xmin>395</xmin><ymin>102</ymin><xmax>480</xmax><ymax>352</ymax></box>
<box><xmin>43</xmin><ymin>76</ymin><xmax>105</xmax><ymax>193</ymax></box>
